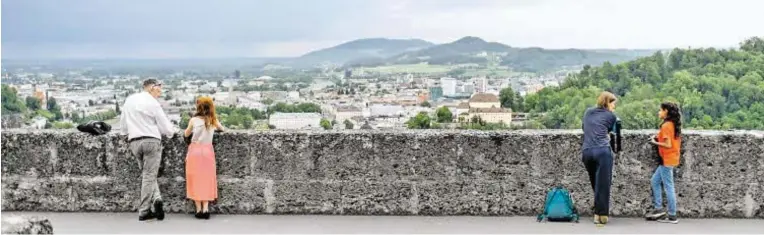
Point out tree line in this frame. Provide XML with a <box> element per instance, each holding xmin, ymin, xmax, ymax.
<box><xmin>523</xmin><ymin>37</ymin><xmax>764</xmax><ymax>130</ymax></box>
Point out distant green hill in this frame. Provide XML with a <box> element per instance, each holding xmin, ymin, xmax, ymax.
<box><xmin>292</xmin><ymin>38</ymin><xmax>434</xmax><ymax>66</ymax></box>
<box><xmin>289</xmin><ymin>36</ymin><xmax>655</xmax><ymax>72</ymax></box>
<box><xmin>377</xmin><ymin>36</ymin><xmax>655</xmax><ymax>72</ymax></box>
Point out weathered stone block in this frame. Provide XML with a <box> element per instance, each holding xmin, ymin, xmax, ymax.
<box><xmin>53</xmin><ymin>136</ymin><xmax>114</xmax><ymax>176</ymax></box>
<box><xmin>416</xmin><ymin>180</ymin><xmax>553</xmax><ymax>216</ymax></box>
<box><xmin>209</xmin><ymin>133</ymin><xmax>254</xmax><ymax>178</ymax></box>
<box><xmin>676</xmin><ymin>182</ymin><xmax>758</xmax><ymax>218</ymax></box>
<box><xmin>212</xmin><ymin>177</ymin><xmax>267</xmax><ymax>213</ymax></box>
<box><xmin>394</xmin><ymin>133</ymin><xmax>455</xmax><ymax>181</ymax></box>
<box><xmin>451</xmin><ymin>133</ymin><xmax>538</xmax><ymax>182</ymax></box>
<box><xmin>1</xmin><ymin>176</ymin><xmax>133</xmax><ymax>212</ymax></box>
<box><xmin>1</xmin><ymin>215</ymin><xmax>53</xmax><ymax>234</ymax></box>
<box><xmin>305</xmin><ymin>133</ymin><xmax>415</xmax><ymax>181</ymax></box>
<box><xmin>1</xmin><ymin>132</ymin><xmax>55</xmax><ymax>177</ymax></box>
<box><xmin>681</xmin><ymin>134</ymin><xmax>758</xmax><ymax>182</ymax></box>
<box><xmin>249</xmin><ymin>133</ymin><xmax>314</xmax><ymax>180</ymax></box>
<box><xmin>271</xmin><ymin>180</ymin><xmax>343</xmax><ymax>214</ymax></box>
<box><xmin>340</xmin><ymin>180</ymin><xmax>413</xmax><ymax>215</ymax></box>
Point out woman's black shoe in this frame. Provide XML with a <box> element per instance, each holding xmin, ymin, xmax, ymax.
<box><xmin>202</xmin><ymin>211</ymin><xmax>210</xmax><ymax>220</ymax></box>
<box><xmin>194</xmin><ymin>211</ymin><xmax>203</xmax><ymax>219</ymax></box>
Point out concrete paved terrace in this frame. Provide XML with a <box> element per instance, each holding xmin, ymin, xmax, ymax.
<box><xmin>6</xmin><ymin>212</ymin><xmax>764</xmax><ymax>234</ymax></box>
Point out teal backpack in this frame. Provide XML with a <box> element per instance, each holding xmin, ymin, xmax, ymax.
<box><xmin>536</xmin><ymin>186</ymin><xmax>579</xmax><ymax>223</ymax></box>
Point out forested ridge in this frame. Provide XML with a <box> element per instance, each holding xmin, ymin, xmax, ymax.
<box><xmin>524</xmin><ymin>37</ymin><xmax>764</xmax><ymax>130</ymax></box>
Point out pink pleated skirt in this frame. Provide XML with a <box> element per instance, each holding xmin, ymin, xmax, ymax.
<box><xmin>185</xmin><ymin>143</ymin><xmax>218</xmax><ymax>201</ymax></box>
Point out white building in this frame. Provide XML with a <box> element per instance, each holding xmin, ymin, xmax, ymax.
<box><xmin>221</xmin><ymin>79</ymin><xmax>238</xmax><ymax>88</ymax></box>
<box><xmin>368</xmin><ymin>104</ymin><xmax>405</xmax><ymax>118</ymax></box>
<box><xmin>268</xmin><ymin>112</ymin><xmax>322</xmax><ymax>130</ymax></box>
<box><xmin>335</xmin><ymin>106</ymin><xmax>363</xmax><ymax>122</ymax></box>
<box><xmin>463</xmin><ymin>83</ymin><xmax>475</xmax><ymax>94</ymax></box>
<box><xmin>458</xmin><ymin>93</ymin><xmax>512</xmax><ymax>124</ymax></box>
<box><xmin>238</xmin><ymin>97</ymin><xmax>268</xmax><ymax>111</ymax></box>
<box><xmin>440</xmin><ymin>77</ymin><xmax>457</xmax><ymax>97</ymax></box>
<box><xmin>288</xmin><ymin>91</ymin><xmax>300</xmax><ymax>100</ymax></box>
<box><xmin>466</xmin><ymin>107</ymin><xmax>513</xmax><ymax>124</ymax></box>
<box><xmin>474</xmin><ymin>77</ymin><xmax>487</xmax><ymax>93</ymax></box>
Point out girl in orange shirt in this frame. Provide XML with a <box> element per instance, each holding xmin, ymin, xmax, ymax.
<box><xmin>645</xmin><ymin>102</ymin><xmax>682</xmax><ymax>224</ymax></box>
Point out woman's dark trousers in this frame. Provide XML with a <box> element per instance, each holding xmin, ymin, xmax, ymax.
<box><xmin>582</xmin><ymin>146</ymin><xmax>613</xmax><ymax>216</ymax></box>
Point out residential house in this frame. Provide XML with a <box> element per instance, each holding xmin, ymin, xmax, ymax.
<box><xmin>335</xmin><ymin>106</ymin><xmax>363</xmax><ymax>122</ymax></box>
<box><xmin>458</xmin><ymin>93</ymin><xmax>513</xmax><ymax>124</ymax></box>
<box><xmin>268</xmin><ymin>112</ymin><xmax>322</xmax><ymax>130</ymax></box>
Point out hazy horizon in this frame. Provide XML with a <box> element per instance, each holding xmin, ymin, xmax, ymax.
<box><xmin>3</xmin><ymin>0</ymin><xmax>764</xmax><ymax>59</ymax></box>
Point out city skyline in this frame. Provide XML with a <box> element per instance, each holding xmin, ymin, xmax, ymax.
<box><xmin>3</xmin><ymin>0</ymin><xmax>764</xmax><ymax>59</ymax></box>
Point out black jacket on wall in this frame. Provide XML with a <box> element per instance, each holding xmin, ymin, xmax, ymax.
<box><xmin>609</xmin><ymin>118</ymin><xmax>622</xmax><ymax>154</ymax></box>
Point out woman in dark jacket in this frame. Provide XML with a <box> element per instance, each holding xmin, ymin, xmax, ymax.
<box><xmin>581</xmin><ymin>91</ymin><xmax>618</xmax><ymax>225</ymax></box>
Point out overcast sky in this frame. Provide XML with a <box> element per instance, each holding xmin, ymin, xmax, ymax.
<box><xmin>3</xmin><ymin>0</ymin><xmax>764</xmax><ymax>59</ymax></box>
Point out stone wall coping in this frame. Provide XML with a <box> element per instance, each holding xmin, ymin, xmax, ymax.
<box><xmin>3</xmin><ymin>128</ymin><xmax>763</xmax><ymax>137</ymax></box>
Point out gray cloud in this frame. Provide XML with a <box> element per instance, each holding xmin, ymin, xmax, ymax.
<box><xmin>2</xmin><ymin>0</ymin><xmax>763</xmax><ymax>58</ymax></box>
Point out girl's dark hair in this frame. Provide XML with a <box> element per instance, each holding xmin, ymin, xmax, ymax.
<box><xmin>660</xmin><ymin>102</ymin><xmax>682</xmax><ymax>138</ymax></box>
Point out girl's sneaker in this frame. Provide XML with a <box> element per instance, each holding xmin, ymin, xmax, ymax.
<box><xmin>657</xmin><ymin>215</ymin><xmax>679</xmax><ymax>224</ymax></box>
<box><xmin>645</xmin><ymin>209</ymin><xmax>667</xmax><ymax>220</ymax></box>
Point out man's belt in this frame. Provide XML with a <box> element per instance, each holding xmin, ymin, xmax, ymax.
<box><xmin>129</xmin><ymin>136</ymin><xmax>159</xmax><ymax>143</ymax></box>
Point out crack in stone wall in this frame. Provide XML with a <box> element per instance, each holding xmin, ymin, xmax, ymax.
<box><xmin>1</xmin><ymin>129</ymin><xmax>762</xmax><ymax>218</ymax></box>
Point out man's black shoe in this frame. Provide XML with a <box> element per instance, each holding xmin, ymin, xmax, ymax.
<box><xmin>153</xmin><ymin>200</ymin><xmax>165</xmax><ymax>221</ymax></box>
<box><xmin>138</xmin><ymin>212</ymin><xmax>156</xmax><ymax>221</ymax></box>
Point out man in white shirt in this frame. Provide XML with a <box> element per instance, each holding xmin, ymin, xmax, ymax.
<box><xmin>120</xmin><ymin>79</ymin><xmax>177</xmax><ymax>221</ymax></box>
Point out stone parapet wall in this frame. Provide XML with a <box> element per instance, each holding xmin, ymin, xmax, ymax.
<box><xmin>2</xmin><ymin>129</ymin><xmax>762</xmax><ymax>218</ymax></box>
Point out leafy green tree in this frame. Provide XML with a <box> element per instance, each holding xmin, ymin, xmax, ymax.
<box><xmin>26</xmin><ymin>96</ymin><xmax>42</xmax><ymax>111</ymax></box>
<box><xmin>320</xmin><ymin>118</ymin><xmax>332</xmax><ymax>130</ymax></box>
<box><xmin>46</xmin><ymin>97</ymin><xmax>63</xmax><ymax>121</ymax></box>
<box><xmin>420</xmin><ymin>101</ymin><xmax>431</xmax><ymax>107</ymax></box>
<box><xmin>179</xmin><ymin>112</ymin><xmax>191</xmax><ymax>128</ymax></box>
<box><xmin>499</xmin><ymin>87</ymin><xmax>524</xmax><ymax>112</ymax></box>
<box><xmin>1</xmin><ymin>85</ymin><xmax>26</xmax><ymax>114</ymax></box>
<box><xmin>222</xmin><ymin>112</ymin><xmax>253</xmax><ymax>129</ymax></box>
<box><xmin>344</xmin><ymin>119</ymin><xmax>354</xmax><ymax>129</ymax></box>
<box><xmin>406</xmin><ymin>112</ymin><xmax>431</xmax><ymax>129</ymax></box>
<box><xmin>435</xmin><ymin>106</ymin><xmax>453</xmax><ymax>123</ymax></box>
<box><xmin>525</xmin><ymin>37</ymin><xmax>764</xmax><ymax>130</ymax></box>
<box><xmin>267</xmin><ymin>102</ymin><xmax>321</xmax><ymax>114</ymax></box>
<box><xmin>71</xmin><ymin>112</ymin><xmax>81</xmax><ymax>123</ymax></box>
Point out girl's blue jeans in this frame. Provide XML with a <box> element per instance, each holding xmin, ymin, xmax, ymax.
<box><xmin>651</xmin><ymin>165</ymin><xmax>677</xmax><ymax>216</ymax></box>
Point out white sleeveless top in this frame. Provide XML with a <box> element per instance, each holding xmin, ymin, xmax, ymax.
<box><xmin>189</xmin><ymin>117</ymin><xmax>218</xmax><ymax>144</ymax></box>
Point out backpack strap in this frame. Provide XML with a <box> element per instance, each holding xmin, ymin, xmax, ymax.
<box><xmin>562</xmin><ymin>190</ymin><xmax>580</xmax><ymax>223</ymax></box>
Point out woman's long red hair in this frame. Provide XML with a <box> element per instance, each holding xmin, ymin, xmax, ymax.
<box><xmin>195</xmin><ymin>96</ymin><xmax>217</xmax><ymax>129</ymax></box>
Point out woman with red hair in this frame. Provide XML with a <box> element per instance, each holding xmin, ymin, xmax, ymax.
<box><xmin>183</xmin><ymin>96</ymin><xmax>224</xmax><ymax>219</ymax></box>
